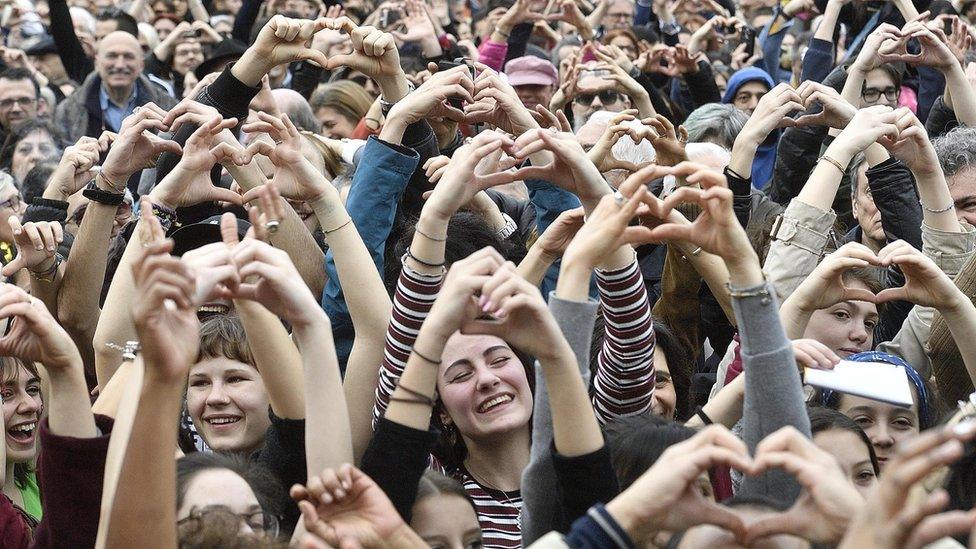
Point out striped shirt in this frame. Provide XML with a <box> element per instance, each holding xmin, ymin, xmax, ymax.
<box><xmin>373</xmin><ymin>258</ymin><xmax>655</xmax><ymax>548</ymax></box>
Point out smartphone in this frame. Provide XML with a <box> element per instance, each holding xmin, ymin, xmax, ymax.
<box><xmin>741</xmin><ymin>26</ymin><xmax>756</xmax><ymax>59</ymax></box>
<box><xmin>944</xmin><ymin>17</ymin><xmax>954</xmax><ymax>36</ymax></box>
<box><xmin>578</xmin><ymin>68</ymin><xmax>609</xmax><ymax>81</ymax></box>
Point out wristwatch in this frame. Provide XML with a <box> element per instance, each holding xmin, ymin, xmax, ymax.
<box><xmin>496</xmin><ymin>212</ymin><xmax>518</xmax><ymax>240</ymax></box>
<box><xmin>379</xmin><ymin>81</ymin><xmax>416</xmax><ymax>116</ymax></box>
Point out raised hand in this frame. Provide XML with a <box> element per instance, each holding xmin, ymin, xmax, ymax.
<box><xmin>291</xmin><ymin>464</ymin><xmax>408</xmax><ymax>549</ymax></box>
<box><xmin>586</xmin><ymin>110</ymin><xmax>645</xmax><ymax>172</ymax></box>
<box><xmin>745</xmin><ymin>427</ymin><xmax>863</xmax><ymax>544</ymax></box>
<box><xmin>238</xmin><ymin>112</ymin><xmax>332</xmax><ymax>202</ymax></box>
<box><xmin>794</xmin><ymin>81</ymin><xmax>857</xmax><ymax>128</ymax></box>
<box><xmin>149</xmin><ymin>115</ymin><xmax>244</xmax><ymax>210</ymax></box>
<box><xmin>130</xmin><ymin>214</ymin><xmax>200</xmax><ymax>381</ymax></box>
<box><xmin>530</xmin><ymin>104</ymin><xmax>572</xmax><ymax>132</ymax></box>
<box><xmin>737</xmin><ymin>83</ymin><xmax>805</xmax><ymax>145</ymax></box>
<box><xmin>382</xmin><ymin>64</ymin><xmax>475</xmax><ymax>139</ymax></box>
<box><xmin>0</xmin><ymin>283</ymin><xmax>80</xmax><ymax>370</ymax></box>
<box><xmin>884</xmin><ymin>108</ymin><xmax>940</xmax><ymax>176</ymax></box>
<box><xmin>830</xmin><ymin>105</ymin><xmax>901</xmax><ymax>157</ymax></box>
<box><xmin>425</xmin><ymin>246</ymin><xmax>507</xmax><ymax>335</ymax></box>
<box><xmin>852</xmin><ymin>23</ymin><xmax>903</xmax><ymax>73</ymax></box>
<box><xmin>533</xmin><ymin>207</ymin><xmax>585</xmax><ymax>260</ymax></box>
<box><xmin>462</xmin><ymin>262</ymin><xmax>572</xmax><ymax>361</ymax></box>
<box><xmin>322</xmin><ymin>19</ymin><xmax>401</xmax><ymax>79</ymax></box>
<box><xmin>465</xmin><ymin>63</ymin><xmax>540</xmax><ymax>135</ymax></box>
<box><xmin>245</xmin><ymin>15</ymin><xmax>330</xmax><ymax>71</ymax></box>
<box><xmin>837</xmin><ymin>422</ymin><xmax>976</xmax><ymax>549</ymax></box>
<box><xmin>423</xmin><ymin>130</ymin><xmax>517</xmax><ymax>222</ymax></box>
<box><xmin>1</xmin><ymin>218</ymin><xmax>63</xmax><ymax>277</ymax></box>
<box><xmin>101</xmin><ymin>104</ymin><xmax>183</xmax><ymax>188</ymax></box>
<box><xmin>562</xmin><ymin>188</ymin><xmax>654</xmax><ymax>269</ymax></box>
<box><xmin>47</xmin><ymin>136</ymin><xmax>101</xmax><ymax>200</ymax></box>
<box><xmin>791</xmin><ymin>339</ymin><xmax>840</xmax><ymax>371</ymax></box>
<box><xmin>880</xmin><ymin>20</ymin><xmax>958</xmax><ymax>72</ymax></box>
<box><xmin>874</xmin><ymin>240</ymin><xmax>966</xmax><ymax>311</ymax></box>
<box><xmin>786</xmin><ymin>242</ymin><xmax>880</xmax><ymax>313</ymax></box>
<box><xmin>510</xmin><ymin>128</ymin><xmax>610</xmax><ymax>207</ymax></box>
<box><xmin>547</xmin><ymin>0</ymin><xmax>594</xmax><ymax>39</ymax></box>
<box><xmin>605</xmin><ymin>425</ymin><xmax>755</xmax><ymax>544</ymax></box>
<box><xmin>643</xmin><ymin>114</ymin><xmax>688</xmax><ymax>168</ymax></box>
<box><xmin>389</xmin><ymin>0</ymin><xmax>437</xmax><ymax>44</ymax></box>
<box><xmin>645</xmin><ymin>163</ymin><xmax>750</xmax><ymax>262</ymax></box>
<box><xmin>229</xmin><ymin>226</ymin><xmax>327</xmax><ymax>328</ymax></box>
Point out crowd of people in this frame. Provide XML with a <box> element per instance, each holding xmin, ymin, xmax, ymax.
<box><xmin>1</xmin><ymin>0</ymin><xmax>976</xmax><ymax>546</ymax></box>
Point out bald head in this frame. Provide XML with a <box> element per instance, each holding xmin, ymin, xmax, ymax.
<box><xmin>96</xmin><ymin>31</ymin><xmax>144</xmax><ymax>93</ymax></box>
<box><xmin>271</xmin><ymin>88</ymin><xmax>321</xmax><ymax>133</ymax></box>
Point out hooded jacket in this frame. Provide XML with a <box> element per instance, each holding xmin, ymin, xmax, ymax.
<box><xmin>722</xmin><ymin>67</ymin><xmax>777</xmax><ymax>189</ymax></box>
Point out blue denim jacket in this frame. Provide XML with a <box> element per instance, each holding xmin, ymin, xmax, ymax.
<box><xmin>321</xmin><ymin>136</ymin><xmax>420</xmax><ymax>371</ymax></box>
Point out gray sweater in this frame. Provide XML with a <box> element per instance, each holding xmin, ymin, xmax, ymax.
<box><xmin>734</xmin><ymin>281</ymin><xmax>811</xmax><ymax>503</ymax></box>
<box><xmin>520</xmin><ymin>294</ymin><xmax>600</xmax><ymax>545</ymax></box>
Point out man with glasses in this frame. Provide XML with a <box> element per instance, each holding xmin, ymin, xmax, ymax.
<box><xmin>0</xmin><ymin>68</ymin><xmax>39</xmax><ymax>142</ymax></box>
<box><xmin>859</xmin><ymin>64</ymin><xmax>901</xmax><ymax>109</ymax></box>
<box><xmin>570</xmin><ymin>67</ymin><xmax>635</xmax><ymax>130</ymax></box>
<box><xmin>603</xmin><ymin>0</ymin><xmax>635</xmax><ymax>31</ymax></box>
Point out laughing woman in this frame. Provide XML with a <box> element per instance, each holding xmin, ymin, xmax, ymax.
<box><xmin>1</xmin><ymin>357</ymin><xmax>42</xmax><ymax>525</ymax></box>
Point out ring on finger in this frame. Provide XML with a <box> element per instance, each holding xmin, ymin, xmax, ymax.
<box><xmin>613</xmin><ymin>191</ymin><xmax>626</xmax><ymax>206</ymax></box>
<box><xmin>266</xmin><ymin>220</ymin><xmax>280</xmax><ymax>233</ymax></box>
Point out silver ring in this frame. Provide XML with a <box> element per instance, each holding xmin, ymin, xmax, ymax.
<box><xmin>266</xmin><ymin>220</ymin><xmax>280</xmax><ymax>233</ymax></box>
<box><xmin>273</xmin><ymin>139</ymin><xmax>283</xmax><ymax>146</ymax></box>
<box><xmin>133</xmin><ymin>105</ymin><xmax>143</xmax><ymax>114</ymax></box>
<box><xmin>613</xmin><ymin>191</ymin><xmax>625</xmax><ymax>206</ymax></box>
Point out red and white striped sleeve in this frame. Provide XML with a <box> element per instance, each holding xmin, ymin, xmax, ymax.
<box><xmin>372</xmin><ymin>261</ymin><xmax>445</xmax><ymax>425</ymax></box>
<box><xmin>592</xmin><ymin>258</ymin><xmax>656</xmax><ymax>423</ymax></box>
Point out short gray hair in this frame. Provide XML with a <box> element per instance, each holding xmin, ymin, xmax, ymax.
<box><xmin>683</xmin><ymin>104</ymin><xmax>748</xmax><ymax>149</ymax></box>
<box><xmin>931</xmin><ymin>126</ymin><xmax>976</xmax><ymax>179</ymax></box>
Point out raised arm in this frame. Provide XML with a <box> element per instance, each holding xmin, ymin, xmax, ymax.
<box><xmin>228</xmin><ymin>235</ymin><xmax>352</xmax><ymax>477</ymax></box>
<box><xmin>231</xmin><ymin>112</ymin><xmax>366</xmax><ymax>464</ymax></box>
<box><xmin>100</xmin><ymin>232</ymin><xmax>200</xmax><ymax>548</ymax></box>
<box><xmin>92</xmin><ymin>116</ymin><xmax>240</xmax><ymax>388</ymax></box>
<box><xmin>645</xmin><ymin>162</ymin><xmax>809</xmax><ymax>502</ymax></box>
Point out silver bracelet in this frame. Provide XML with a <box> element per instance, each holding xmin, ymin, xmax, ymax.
<box><xmin>919</xmin><ymin>199</ymin><xmax>954</xmax><ymax>214</ymax></box>
<box><xmin>106</xmin><ymin>340</ymin><xmax>141</xmax><ymax>361</ymax></box>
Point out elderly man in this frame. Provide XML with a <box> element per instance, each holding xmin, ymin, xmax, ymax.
<box><xmin>505</xmin><ymin>56</ymin><xmax>559</xmax><ymax>113</ymax></box>
<box><xmin>0</xmin><ymin>68</ymin><xmax>39</xmax><ymax>141</ymax></box>
<box><xmin>602</xmin><ymin>0</ymin><xmax>635</xmax><ymax>30</ymax></box>
<box><xmin>933</xmin><ymin>127</ymin><xmax>976</xmax><ymax>228</ymax></box>
<box><xmin>55</xmin><ymin>31</ymin><xmax>177</xmax><ymax>142</ymax></box>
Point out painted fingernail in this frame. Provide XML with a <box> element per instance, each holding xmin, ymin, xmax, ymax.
<box><xmin>482</xmin><ymin>300</ymin><xmax>493</xmax><ymax>312</ymax></box>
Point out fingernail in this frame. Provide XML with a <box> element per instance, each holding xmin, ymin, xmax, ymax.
<box><xmin>952</xmin><ymin>420</ymin><xmax>976</xmax><ymax>437</ymax></box>
<box><xmin>478</xmin><ymin>295</ymin><xmax>487</xmax><ymax>308</ymax></box>
<box><xmin>482</xmin><ymin>300</ymin><xmax>493</xmax><ymax>312</ymax></box>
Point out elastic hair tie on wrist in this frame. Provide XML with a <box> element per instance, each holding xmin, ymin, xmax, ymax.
<box><xmin>406</xmin><ymin>247</ymin><xmax>446</xmax><ymax>268</ymax></box>
<box><xmin>391</xmin><ymin>381</ymin><xmax>436</xmax><ymax>406</ymax></box>
<box><xmin>415</xmin><ymin>227</ymin><xmax>447</xmax><ymax>242</ymax></box>
<box><xmin>412</xmin><ymin>348</ymin><xmax>442</xmax><ymax>365</ymax></box>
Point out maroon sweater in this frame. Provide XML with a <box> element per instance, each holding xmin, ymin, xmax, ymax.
<box><xmin>0</xmin><ymin>414</ymin><xmax>114</xmax><ymax>548</ymax></box>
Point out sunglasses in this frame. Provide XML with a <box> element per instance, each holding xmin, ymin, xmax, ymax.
<box><xmin>574</xmin><ymin>90</ymin><xmax>622</xmax><ymax>106</ymax></box>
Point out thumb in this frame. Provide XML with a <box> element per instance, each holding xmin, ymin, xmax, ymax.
<box><xmin>325</xmin><ymin>52</ymin><xmax>355</xmax><ymax>70</ymax></box>
<box><xmin>299</xmin><ymin>48</ymin><xmax>330</xmax><ymax>68</ymax></box>
<box><xmin>209</xmin><ymin>185</ymin><xmax>245</xmax><ymax>206</ymax></box>
<box><xmin>1</xmin><ymin>256</ymin><xmax>24</xmax><ymax>277</ymax></box>
<box><xmin>742</xmin><ymin>511</ymin><xmax>800</xmax><ymax>545</ymax></box>
<box><xmin>7</xmin><ymin>215</ymin><xmax>22</xmax><ymax>239</ymax></box>
<box><xmin>151</xmin><ymin>137</ymin><xmax>183</xmax><ymax>156</ymax></box>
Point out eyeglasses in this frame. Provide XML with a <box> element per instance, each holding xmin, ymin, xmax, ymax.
<box><xmin>0</xmin><ymin>195</ymin><xmax>22</xmax><ymax>210</ymax></box>
<box><xmin>177</xmin><ymin>507</ymin><xmax>280</xmax><ymax>538</ymax></box>
<box><xmin>0</xmin><ymin>97</ymin><xmax>35</xmax><ymax>109</ymax></box>
<box><xmin>861</xmin><ymin>86</ymin><xmax>899</xmax><ymax>103</ymax></box>
<box><xmin>574</xmin><ymin>90</ymin><xmax>622</xmax><ymax>106</ymax></box>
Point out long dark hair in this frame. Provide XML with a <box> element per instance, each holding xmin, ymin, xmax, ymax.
<box><xmin>604</xmin><ymin>414</ymin><xmax>696</xmax><ymax>490</ymax></box>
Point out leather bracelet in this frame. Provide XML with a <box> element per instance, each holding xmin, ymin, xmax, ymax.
<box><xmin>695</xmin><ymin>407</ymin><xmax>713</xmax><ymax>425</ymax></box>
<box><xmin>28</xmin><ymin>253</ymin><xmax>62</xmax><ymax>282</ymax></box>
<box><xmin>83</xmin><ymin>179</ymin><xmax>124</xmax><ymax>206</ymax></box>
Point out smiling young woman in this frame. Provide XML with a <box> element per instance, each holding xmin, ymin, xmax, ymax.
<box><xmin>1</xmin><ymin>357</ymin><xmax>42</xmax><ymax>525</ymax></box>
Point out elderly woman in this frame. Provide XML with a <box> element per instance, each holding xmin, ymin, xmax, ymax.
<box><xmin>0</xmin><ymin>120</ymin><xmax>61</xmax><ymax>185</ymax></box>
